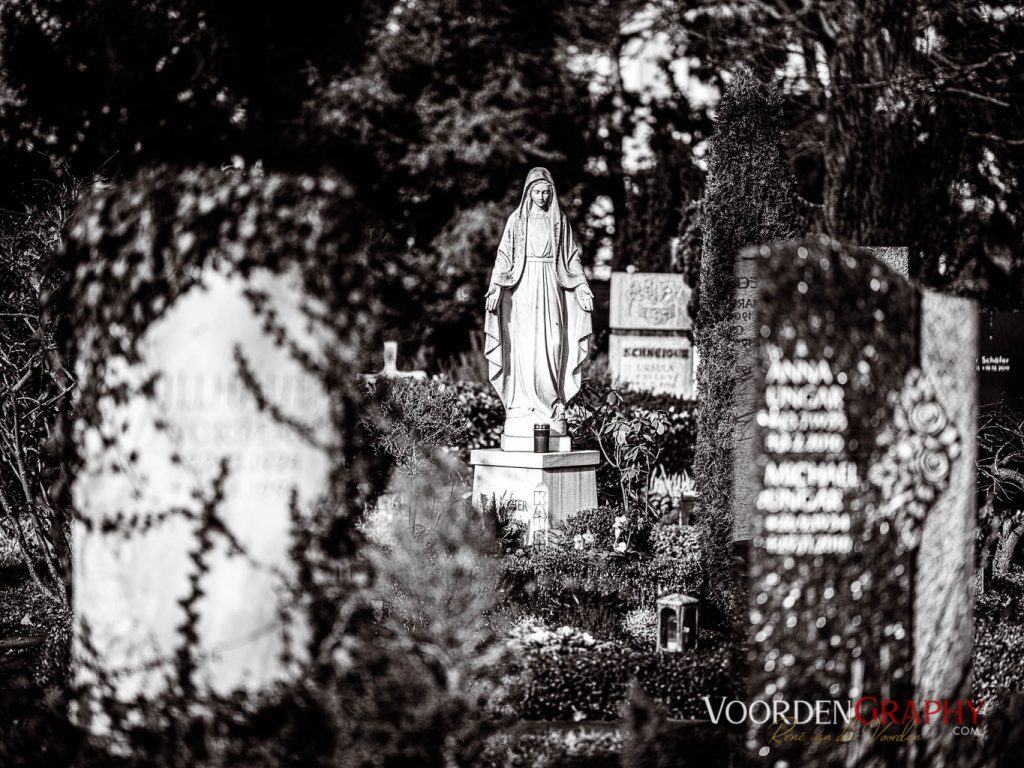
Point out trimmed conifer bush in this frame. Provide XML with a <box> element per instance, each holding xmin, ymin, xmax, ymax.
<box><xmin>692</xmin><ymin>66</ymin><xmax>804</xmax><ymax>621</ymax></box>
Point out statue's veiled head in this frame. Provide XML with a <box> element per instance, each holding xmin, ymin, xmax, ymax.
<box><xmin>518</xmin><ymin>167</ymin><xmax>558</xmax><ymax>216</ymax></box>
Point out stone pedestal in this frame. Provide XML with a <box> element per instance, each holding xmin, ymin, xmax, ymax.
<box><xmin>470</xmin><ymin>449</ymin><xmax>599</xmax><ymax>539</ymax></box>
<box><xmin>500</xmin><ymin>434</ymin><xmax>571</xmax><ymax>452</ymax></box>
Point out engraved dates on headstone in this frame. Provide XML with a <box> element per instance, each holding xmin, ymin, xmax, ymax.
<box><xmin>757</xmin><ymin>355</ymin><xmax>855</xmax><ymax>556</ymax></box>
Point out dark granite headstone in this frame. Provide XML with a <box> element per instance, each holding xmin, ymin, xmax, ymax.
<box><xmin>747</xmin><ymin>237</ymin><xmax>975</xmax><ymax>765</ymax></box>
<box><xmin>979</xmin><ymin>311</ymin><xmax>1024</xmax><ymax>410</ymax></box>
<box><xmin>731</xmin><ymin>247</ymin><xmax>908</xmax><ymax>543</ymax></box>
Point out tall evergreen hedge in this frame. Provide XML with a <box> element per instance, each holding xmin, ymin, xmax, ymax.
<box><xmin>693</xmin><ymin>66</ymin><xmax>804</xmax><ymax>621</ymax></box>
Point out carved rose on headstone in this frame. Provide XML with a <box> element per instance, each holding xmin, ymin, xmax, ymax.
<box><xmin>868</xmin><ymin>368</ymin><xmax>961</xmax><ymax>549</ymax></box>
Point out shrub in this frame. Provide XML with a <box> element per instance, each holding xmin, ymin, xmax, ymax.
<box><xmin>499</xmin><ymin>535</ymin><xmax>704</xmax><ymax>639</ymax></box>
<box><xmin>481</xmin><ymin>730</ymin><xmax>622</xmax><ymax>768</ymax></box>
<box><xmin>559</xmin><ymin>507</ymin><xmax>620</xmax><ymax>552</ymax></box>
<box><xmin>676</xmin><ymin>199</ymin><xmax>703</xmax><ymax>324</ymax></box>
<box><xmin>512</xmin><ymin>636</ymin><xmax>740</xmax><ymax>721</ymax></box>
<box><xmin>621</xmin><ymin>608</ymin><xmax>656</xmax><ymax>647</ymax></box>
<box><xmin>616</xmin><ymin>392</ymin><xmax>697</xmax><ymax>479</ymax></box>
<box><xmin>569</xmin><ymin>387</ymin><xmax>697</xmax><ymax>517</ymax></box>
<box><xmin>508</xmin><ymin>621</ymin><xmax>599</xmax><ymax>652</ymax></box>
<box><xmin>476</xmin><ymin>493</ymin><xmax>529</xmax><ymax>555</ymax></box>
<box><xmin>693</xmin><ymin>65</ymin><xmax>803</xmax><ymax>626</ymax></box>
<box><xmin>570</xmin><ymin>385</ymin><xmax>670</xmax><ymax>539</ymax></box>
<box><xmin>649</xmin><ymin>524</ymin><xmax>701</xmax><ymax>560</ymax></box>
<box><xmin>500</xmin><ymin>547</ymin><xmax>629</xmax><ymax>638</ymax></box>
<box><xmin>360</xmin><ymin>376</ymin><xmax>470</xmax><ymax>476</ymax></box>
<box><xmin>974</xmin><ymin>577</ymin><xmax>1024</xmax><ymax>706</ymax></box>
<box><xmin>445</xmin><ymin>378</ymin><xmax>504</xmax><ymax>456</ymax></box>
<box><xmin>621</xmin><ymin>683</ymin><xmax>734</xmax><ymax>768</ymax></box>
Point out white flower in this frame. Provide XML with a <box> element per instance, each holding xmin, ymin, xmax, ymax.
<box><xmin>615</xmin><ymin>541</ymin><xmax>627</xmax><ymax>553</ymax></box>
<box><xmin>582</xmin><ymin>532</ymin><xmax>595</xmax><ymax>546</ymax></box>
<box><xmin>573</xmin><ymin>534</ymin><xmax>584</xmax><ymax>550</ymax></box>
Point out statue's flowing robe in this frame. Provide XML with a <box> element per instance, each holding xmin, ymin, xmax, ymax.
<box><xmin>484</xmin><ymin>169</ymin><xmax>592</xmax><ymax>435</ymax></box>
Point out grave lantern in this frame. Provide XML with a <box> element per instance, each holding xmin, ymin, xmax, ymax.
<box><xmin>656</xmin><ymin>593</ymin><xmax>699</xmax><ymax>652</ymax></box>
<box><xmin>679</xmin><ymin>492</ymin><xmax>699</xmax><ymax>526</ymax></box>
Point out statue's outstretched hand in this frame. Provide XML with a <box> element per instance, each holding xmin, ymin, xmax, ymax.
<box><xmin>575</xmin><ymin>284</ymin><xmax>594</xmax><ymax>312</ymax></box>
<box><xmin>485</xmin><ymin>285</ymin><xmax>501</xmax><ymax>314</ymax></box>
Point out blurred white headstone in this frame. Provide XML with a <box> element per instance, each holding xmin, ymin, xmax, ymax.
<box><xmin>74</xmin><ymin>269</ymin><xmax>331</xmax><ymax>694</ymax></box>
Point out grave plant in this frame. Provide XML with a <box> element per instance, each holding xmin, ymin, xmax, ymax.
<box><xmin>571</xmin><ymin>382</ymin><xmax>670</xmax><ymax>549</ymax></box>
<box><xmin>976</xmin><ymin>401</ymin><xmax>1024</xmax><ymax>581</ymax></box>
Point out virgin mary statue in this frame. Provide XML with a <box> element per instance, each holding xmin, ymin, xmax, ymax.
<box><xmin>484</xmin><ymin>167</ymin><xmax>593</xmax><ymax>448</ymax></box>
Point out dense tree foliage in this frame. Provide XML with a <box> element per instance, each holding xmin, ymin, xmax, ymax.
<box><xmin>0</xmin><ymin>0</ymin><xmax>720</xmax><ymax>361</ymax></box>
<box><xmin>306</xmin><ymin>0</ymin><xmax>599</xmax><ymax>359</ymax></box>
<box><xmin>662</xmin><ymin>0</ymin><xmax>1024</xmax><ymax>299</ymax></box>
<box><xmin>0</xmin><ymin>0</ymin><xmax>390</xmax><ymax>186</ymax></box>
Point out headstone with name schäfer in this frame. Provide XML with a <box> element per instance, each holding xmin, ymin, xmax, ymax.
<box><xmin>75</xmin><ymin>269</ymin><xmax>332</xmax><ymax>695</ymax></box>
<box><xmin>747</xmin><ymin>237</ymin><xmax>976</xmax><ymax>765</ymax></box>
<box><xmin>979</xmin><ymin>311</ymin><xmax>1024</xmax><ymax>410</ymax></box>
<box><xmin>609</xmin><ymin>272</ymin><xmax>694</xmax><ymax>398</ymax></box>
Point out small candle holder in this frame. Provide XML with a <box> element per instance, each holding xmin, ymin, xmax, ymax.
<box><xmin>533</xmin><ymin>424</ymin><xmax>550</xmax><ymax>453</ymax></box>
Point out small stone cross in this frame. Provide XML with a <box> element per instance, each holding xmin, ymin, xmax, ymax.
<box><xmin>366</xmin><ymin>341</ymin><xmax>426</xmax><ymax>382</ymax></box>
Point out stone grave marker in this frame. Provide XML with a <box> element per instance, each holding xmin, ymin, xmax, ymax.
<box><xmin>731</xmin><ymin>247</ymin><xmax>909</xmax><ymax>542</ymax></box>
<box><xmin>747</xmin><ymin>237</ymin><xmax>975</xmax><ymax>765</ymax></box>
<box><xmin>608</xmin><ymin>334</ymin><xmax>694</xmax><ymax>398</ymax></box>
<box><xmin>609</xmin><ymin>271</ymin><xmax>692</xmax><ymax>331</ymax></box>
<box><xmin>608</xmin><ymin>272</ymin><xmax>694</xmax><ymax>398</ymax></box>
<box><xmin>75</xmin><ymin>269</ymin><xmax>332</xmax><ymax>694</ymax></box>
<box><xmin>362</xmin><ymin>340</ymin><xmax>427</xmax><ymax>384</ymax></box>
<box><xmin>608</xmin><ymin>271</ymin><xmax>696</xmax><ymax>518</ymax></box>
<box><xmin>979</xmin><ymin>311</ymin><xmax>1024</xmax><ymax>410</ymax></box>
